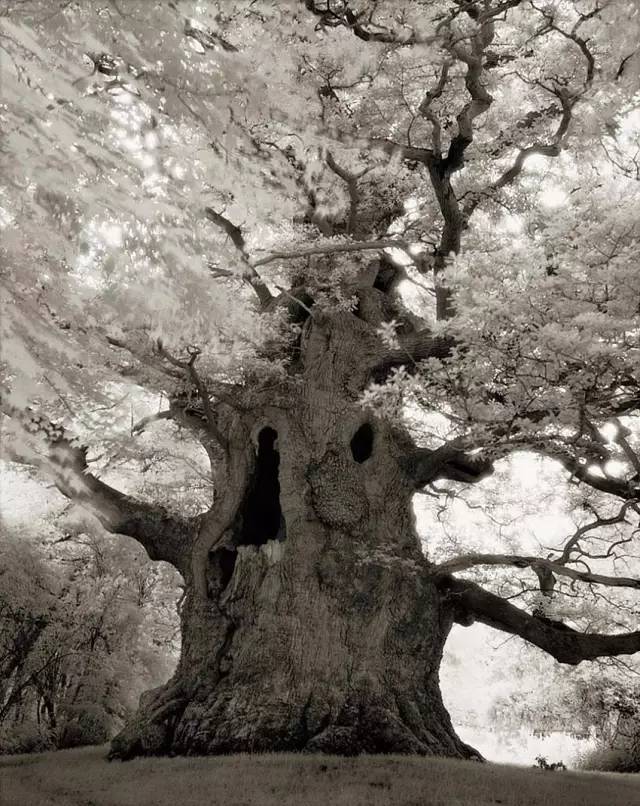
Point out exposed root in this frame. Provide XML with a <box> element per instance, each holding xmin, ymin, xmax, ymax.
<box><xmin>108</xmin><ymin>682</ymin><xmax>187</xmax><ymax>761</ymax></box>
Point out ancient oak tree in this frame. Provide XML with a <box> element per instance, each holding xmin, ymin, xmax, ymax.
<box><xmin>1</xmin><ymin>0</ymin><xmax>640</xmax><ymax>758</ymax></box>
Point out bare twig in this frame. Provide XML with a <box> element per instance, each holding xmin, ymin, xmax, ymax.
<box><xmin>556</xmin><ymin>501</ymin><xmax>637</xmax><ymax>563</ymax></box>
<box><xmin>205</xmin><ymin>207</ymin><xmax>273</xmax><ymax>307</ymax></box>
<box><xmin>155</xmin><ymin>340</ymin><xmax>227</xmax><ymax>448</ymax></box>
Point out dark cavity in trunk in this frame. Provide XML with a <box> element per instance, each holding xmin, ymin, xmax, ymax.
<box><xmin>350</xmin><ymin>423</ymin><xmax>374</xmax><ymax>463</ymax></box>
<box><xmin>235</xmin><ymin>426</ymin><xmax>286</xmax><ymax>546</ymax></box>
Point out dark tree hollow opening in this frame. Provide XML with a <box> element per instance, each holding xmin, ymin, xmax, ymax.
<box><xmin>350</xmin><ymin>423</ymin><xmax>374</xmax><ymax>463</ymax></box>
<box><xmin>217</xmin><ymin>548</ymin><xmax>237</xmax><ymax>589</ymax></box>
<box><xmin>235</xmin><ymin>426</ymin><xmax>286</xmax><ymax>546</ymax></box>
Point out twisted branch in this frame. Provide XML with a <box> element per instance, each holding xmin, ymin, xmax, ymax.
<box><xmin>441</xmin><ymin>575</ymin><xmax>640</xmax><ymax>665</ymax></box>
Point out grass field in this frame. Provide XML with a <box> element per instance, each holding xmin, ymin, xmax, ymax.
<box><xmin>1</xmin><ymin>745</ymin><xmax>638</xmax><ymax>806</ymax></box>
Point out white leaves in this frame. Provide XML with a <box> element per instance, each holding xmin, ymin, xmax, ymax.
<box><xmin>2</xmin><ymin>0</ymin><xmax>639</xmax><ymax>507</ymax></box>
<box><xmin>376</xmin><ymin>319</ymin><xmax>401</xmax><ymax>349</ymax></box>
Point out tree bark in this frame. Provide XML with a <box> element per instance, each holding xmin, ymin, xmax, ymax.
<box><xmin>10</xmin><ymin>306</ymin><xmax>639</xmax><ymax>760</ymax></box>
<box><xmin>109</xmin><ymin>311</ymin><xmax>480</xmax><ymax>760</ymax></box>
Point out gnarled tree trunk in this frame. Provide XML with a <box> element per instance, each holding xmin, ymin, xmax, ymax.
<box><xmin>109</xmin><ymin>305</ymin><xmax>479</xmax><ymax>759</ymax></box>
<box><xmin>18</xmin><ymin>269</ymin><xmax>634</xmax><ymax>762</ymax></box>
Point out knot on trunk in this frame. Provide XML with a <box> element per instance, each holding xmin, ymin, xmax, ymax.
<box><xmin>308</xmin><ymin>450</ymin><xmax>368</xmax><ymax>527</ymax></box>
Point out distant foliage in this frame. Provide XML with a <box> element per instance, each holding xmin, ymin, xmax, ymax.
<box><xmin>579</xmin><ymin>707</ymin><xmax>640</xmax><ymax>773</ymax></box>
<box><xmin>485</xmin><ymin>631</ymin><xmax>640</xmax><ymax>762</ymax></box>
<box><xmin>0</xmin><ymin>525</ymin><xmax>180</xmax><ymax>754</ymax></box>
<box><xmin>534</xmin><ymin>755</ymin><xmax>566</xmax><ymax>771</ymax></box>
<box><xmin>580</xmin><ymin>743</ymin><xmax>640</xmax><ymax>774</ymax></box>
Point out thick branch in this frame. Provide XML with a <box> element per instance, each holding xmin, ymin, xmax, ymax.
<box><xmin>1</xmin><ymin>405</ymin><xmax>194</xmax><ymax>571</ymax></box>
<box><xmin>463</xmin><ymin>88</ymin><xmax>574</xmax><ymax>219</ymax></box>
<box><xmin>421</xmin><ymin>12</ymin><xmax>496</xmax><ymax>320</ymax></box>
<box><xmin>184</xmin><ymin>20</ymin><xmax>237</xmax><ymax>53</ymax></box>
<box><xmin>432</xmin><ymin>553</ymin><xmax>640</xmax><ymax>591</ymax></box>
<box><xmin>252</xmin><ymin>237</ymin><xmax>424</xmax><ymax>268</ymax></box>
<box><xmin>442</xmin><ymin>19</ymin><xmax>495</xmax><ymax>175</ymax></box>
<box><xmin>302</xmin><ymin>0</ymin><xmax>437</xmax><ymax>45</ymax></box>
<box><xmin>441</xmin><ymin>576</ymin><xmax>640</xmax><ymax>664</ymax></box>
<box><xmin>417</xmin><ymin>61</ymin><xmax>450</xmax><ymax>156</ymax></box>
<box><xmin>461</xmin><ymin>2</ymin><xmax>600</xmax><ymax>217</ymax></box>
<box><xmin>370</xmin><ymin>138</ymin><xmax>435</xmax><ymax>165</ymax></box>
<box><xmin>131</xmin><ymin>405</ymin><xmax>220</xmax><ymax>442</ymax></box>
<box><xmin>427</xmin><ymin>166</ymin><xmax>463</xmax><ymax>320</ymax></box>
<box><xmin>372</xmin><ymin>328</ymin><xmax>455</xmax><ymax>377</ymax></box>
<box><xmin>402</xmin><ymin>440</ymin><xmax>494</xmax><ymax>487</ymax></box>
<box><xmin>325</xmin><ymin>151</ymin><xmax>370</xmax><ymax>235</ymax></box>
<box><xmin>131</xmin><ymin>410</ymin><xmax>173</xmax><ymax>434</ymax></box>
<box><xmin>155</xmin><ymin>339</ymin><xmax>228</xmax><ymax>450</ymax></box>
<box><xmin>545</xmin><ymin>448</ymin><xmax>640</xmax><ymax>501</ymax></box>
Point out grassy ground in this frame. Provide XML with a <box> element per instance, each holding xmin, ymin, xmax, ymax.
<box><xmin>1</xmin><ymin>746</ymin><xmax>639</xmax><ymax>806</ymax></box>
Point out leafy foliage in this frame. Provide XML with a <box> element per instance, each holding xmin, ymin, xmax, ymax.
<box><xmin>2</xmin><ymin>0</ymin><xmax>640</xmax><ymax>759</ymax></box>
<box><xmin>0</xmin><ymin>522</ymin><xmax>180</xmax><ymax>753</ymax></box>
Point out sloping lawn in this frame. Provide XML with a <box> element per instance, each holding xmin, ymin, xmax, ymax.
<box><xmin>1</xmin><ymin>746</ymin><xmax>638</xmax><ymax>806</ymax></box>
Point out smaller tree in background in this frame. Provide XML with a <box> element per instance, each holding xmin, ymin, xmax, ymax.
<box><xmin>0</xmin><ymin>522</ymin><xmax>180</xmax><ymax>754</ymax></box>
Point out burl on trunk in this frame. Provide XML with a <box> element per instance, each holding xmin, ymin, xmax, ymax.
<box><xmin>109</xmin><ymin>304</ymin><xmax>478</xmax><ymax>760</ymax></box>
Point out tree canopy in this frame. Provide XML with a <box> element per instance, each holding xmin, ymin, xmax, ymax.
<box><xmin>2</xmin><ymin>0</ymin><xmax>640</xmax><ymax>761</ymax></box>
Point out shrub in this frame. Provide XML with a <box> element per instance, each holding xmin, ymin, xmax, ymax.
<box><xmin>57</xmin><ymin>710</ymin><xmax>110</xmax><ymax>749</ymax></box>
<box><xmin>533</xmin><ymin>755</ymin><xmax>566</xmax><ymax>771</ymax></box>
<box><xmin>579</xmin><ymin>744</ymin><xmax>640</xmax><ymax>773</ymax></box>
<box><xmin>0</xmin><ymin>722</ymin><xmax>55</xmax><ymax>755</ymax></box>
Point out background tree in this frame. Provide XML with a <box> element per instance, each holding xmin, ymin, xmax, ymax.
<box><xmin>1</xmin><ymin>0</ymin><xmax>640</xmax><ymax>759</ymax></box>
<box><xmin>0</xmin><ymin>519</ymin><xmax>180</xmax><ymax>753</ymax></box>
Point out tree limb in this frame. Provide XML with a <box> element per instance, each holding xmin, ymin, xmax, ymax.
<box><xmin>531</xmin><ymin>1</ymin><xmax>599</xmax><ymax>87</ymax></box>
<box><xmin>369</xmin><ymin>138</ymin><xmax>434</xmax><ymax>165</ymax></box>
<box><xmin>460</xmin><ymin>2</ymin><xmax>601</xmax><ymax>217</ymax></box>
<box><xmin>325</xmin><ymin>151</ymin><xmax>370</xmax><ymax>235</ymax></box>
<box><xmin>442</xmin><ymin>18</ymin><xmax>495</xmax><ymax>175</ymax></box>
<box><xmin>462</xmin><ymin>87</ymin><xmax>574</xmax><ymax>219</ymax></box>
<box><xmin>155</xmin><ymin>339</ymin><xmax>228</xmax><ymax>450</ymax></box>
<box><xmin>402</xmin><ymin>440</ymin><xmax>494</xmax><ymax>487</ymax></box>
<box><xmin>432</xmin><ymin>553</ymin><xmax>640</xmax><ymax>591</ymax></box>
<box><xmin>555</xmin><ymin>499</ymin><xmax>637</xmax><ymax>564</ymax></box>
<box><xmin>1</xmin><ymin>404</ymin><xmax>195</xmax><ymax>572</ymax></box>
<box><xmin>205</xmin><ymin>207</ymin><xmax>273</xmax><ymax>307</ymax></box>
<box><xmin>302</xmin><ymin>0</ymin><xmax>438</xmax><ymax>45</ymax></box>
<box><xmin>417</xmin><ymin>61</ymin><xmax>450</xmax><ymax>156</ymax></box>
<box><xmin>252</xmin><ymin>237</ymin><xmax>426</xmax><ymax>268</ymax></box>
<box><xmin>372</xmin><ymin>328</ymin><xmax>455</xmax><ymax>377</ymax></box>
<box><xmin>544</xmin><ymin>448</ymin><xmax>640</xmax><ymax>501</ymax></box>
<box><xmin>131</xmin><ymin>410</ymin><xmax>173</xmax><ymax>434</ymax></box>
<box><xmin>421</xmin><ymin>11</ymin><xmax>496</xmax><ymax>320</ymax></box>
<box><xmin>441</xmin><ymin>576</ymin><xmax>640</xmax><ymax>664</ymax></box>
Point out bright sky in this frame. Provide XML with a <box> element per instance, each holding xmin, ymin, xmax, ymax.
<box><xmin>442</xmin><ymin>624</ymin><xmax>597</xmax><ymax>766</ymax></box>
